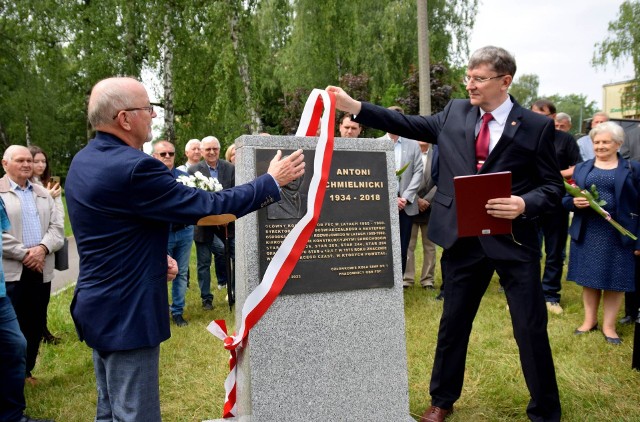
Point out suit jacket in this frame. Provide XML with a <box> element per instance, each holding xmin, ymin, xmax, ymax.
<box><xmin>413</xmin><ymin>146</ymin><xmax>437</xmax><ymax>224</ymax></box>
<box><xmin>66</xmin><ymin>132</ymin><xmax>279</xmax><ymax>351</ymax></box>
<box><xmin>188</xmin><ymin>160</ymin><xmax>235</xmax><ymax>242</ymax></box>
<box><xmin>378</xmin><ymin>136</ymin><xmax>423</xmax><ymax>217</ymax></box>
<box><xmin>620</xmin><ymin>125</ymin><xmax>640</xmax><ymax>162</ymax></box>
<box><xmin>356</xmin><ymin>97</ymin><xmax>563</xmax><ymax>261</ymax></box>
<box><xmin>0</xmin><ymin>176</ymin><xmax>64</xmax><ymax>283</ymax></box>
<box><xmin>562</xmin><ymin>155</ymin><xmax>640</xmax><ymax>249</ymax></box>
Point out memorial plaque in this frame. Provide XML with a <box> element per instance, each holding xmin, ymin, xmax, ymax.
<box><xmin>256</xmin><ymin>149</ymin><xmax>394</xmax><ymax>295</ymax></box>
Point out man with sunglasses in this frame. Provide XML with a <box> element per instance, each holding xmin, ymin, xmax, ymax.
<box><xmin>188</xmin><ymin>136</ymin><xmax>235</xmax><ymax>310</ymax></box>
<box><xmin>65</xmin><ymin>77</ymin><xmax>304</xmax><ymax>422</ymax></box>
<box><xmin>328</xmin><ymin>46</ymin><xmax>562</xmax><ymax>422</ymax></box>
<box><xmin>151</xmin><ymin>140</ymin><xmax>192</xmax><ymax>327</ymax></box>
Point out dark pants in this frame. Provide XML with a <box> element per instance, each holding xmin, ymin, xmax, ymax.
<box><xmin>0</xmin><ymin>296</ymin><xmax>27</xmax><ymax>421</ymax></box>
<box><xmin>6</xmin><ymin>267</ymin><xmax>49</xmax><ymax>377</ymax></box>
<box><xmin>398</xmin><ymin>210</ymin><xmax>413</xmax><ymax>275</ymax></box>
<box><xmin>212</xmin><ymin>233</ymin><xmax>235</xmax><ymax>286</ymax></box>
<box><xmin>539</xmin><ymin>209</ymin><xmax>569</xmax><ymax>303</ymax></box>
<box><xmin>430</xmin><ymin>237</ymin><xmax>561</xmax><ymax>421</ymax></box>
<box><xmin>624</xmin><ymin>255</ymin><xmax>640</xmax><ymax>319</ymax></box>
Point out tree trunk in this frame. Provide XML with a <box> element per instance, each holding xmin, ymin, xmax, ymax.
<box><xmin>163</xmin><ymin>13</ymin><xmax>176</xmax><ymax>143</ymax></box>
<box><xmin>417</xmin><ymin>0</ymin><xmax>431</xmax><ymax>116</ymax></box>
<box><xmin>0</xmin><ymin>119</ymin><xmax>9</xmax><ymax>150</ymax></box>
<box><xmin>230</xmin><ymin>4</ymin><xmax>261</xmax><ymax>134</ymax></box>
<box><xmin>25</xmin><ymin>115</ymin><xmax>32</xmax><ymax>146</ymax></box>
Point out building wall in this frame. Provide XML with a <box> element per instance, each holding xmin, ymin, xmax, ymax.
<box><xmin>603</xmin><ymin>80</ymin><xmax>640</xmax><ymax>120</ymax></box>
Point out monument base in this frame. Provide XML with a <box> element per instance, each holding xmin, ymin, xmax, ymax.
<box><xmin>208</xmin><ymin>135</ymin><xmax>414</xmax><ymax>422</ymax></box>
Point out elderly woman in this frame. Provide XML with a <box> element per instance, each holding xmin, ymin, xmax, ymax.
<box><xmin>564</xmin><ymin>122</ymin><xmax>640</xmax><ymax>344</ymax></box>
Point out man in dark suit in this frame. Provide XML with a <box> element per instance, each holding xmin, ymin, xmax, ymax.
<box><xmin>65</xmin><ymin>77</ymin><xmax>304</xmax><ymax>421</ymax></box>
<box><xmin>328</xmin><ymin>45</ymin><xmax>563</xmax><ymax>422</ymax></box>
<box><xmin>531</xmin><ymin>99</ymin><xmax>582</xmax><ymax>315</ymax></box>
<box><xmin>188</xmin><ymin>136</ymin><xmax>235</xmax><ymax>310</ymax></box>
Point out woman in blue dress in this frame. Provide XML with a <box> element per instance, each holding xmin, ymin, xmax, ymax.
<box><xmin>564</xmin><ymin>121</ymin><xmax>640</xmax><ymax>345</ymax></box>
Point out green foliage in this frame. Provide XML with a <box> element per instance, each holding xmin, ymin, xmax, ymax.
<box><xmin>1</xmin><ymin>0</ymin><xmax>478</xmax><ymax>173</ymax></box>
<box><xmin>509</xmin><ymin>74</ymin><xmax>540</xmax><ymax>109</ymax></box>
<box><xmin>546</xmin><ymin>93</ymin><xmax>598</xmax><ymax>136</ymax></box>
<box><xmin>593</xmin><ymin>0</ymin><xmax>640</xmax><ymax>106</ymax></box>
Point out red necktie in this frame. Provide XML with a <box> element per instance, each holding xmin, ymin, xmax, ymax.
<box><xmin>475</xmin><ymin>112</ymin><xmax>493</xmax><ymax>170</ymax></box>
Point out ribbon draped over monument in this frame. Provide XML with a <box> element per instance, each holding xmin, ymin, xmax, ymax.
<box><xmin>207</xmin><ymin>89</ymin><xmax>336</xmax><ymax>418</ymax></box>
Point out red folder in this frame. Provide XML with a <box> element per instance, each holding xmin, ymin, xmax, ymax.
<box><xmin>454</xmin><ymin>171</ymin><xmax>512</xmax><ymax>237</ymax></box>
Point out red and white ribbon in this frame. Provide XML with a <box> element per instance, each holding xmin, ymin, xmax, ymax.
<box><xmin>207</xmin><ymin>88</ymin><xmax>336</xmax><ymax>418</ymax></box>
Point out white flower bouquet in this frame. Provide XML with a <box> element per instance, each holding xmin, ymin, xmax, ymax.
<box><xmin>177</xmin><ymin>171</ymin><xmax>223</xmax><ymax>192</ymax></box>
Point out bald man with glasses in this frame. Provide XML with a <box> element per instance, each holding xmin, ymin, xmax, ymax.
<box><xmin>65</xmin><ymin>77</ymin><xmax>304</xmax><ymax>421</ymax></box>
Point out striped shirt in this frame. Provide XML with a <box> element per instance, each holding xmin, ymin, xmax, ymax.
<box><xmin>9</xmin><ymin>179</ymin><xmax>42</xmax><ymax>248</ymax></box>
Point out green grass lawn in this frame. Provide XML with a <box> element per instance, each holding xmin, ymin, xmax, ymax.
<box><xmin>25</xmin><ymin>243</ymin><xmax>640</xmax><ymax>421</ymax></box>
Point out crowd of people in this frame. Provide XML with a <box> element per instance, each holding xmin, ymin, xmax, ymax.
<box><xmin>1</xmin><ymin>44</ymin><xmax>639</xmax><ymax>422</ymax></box>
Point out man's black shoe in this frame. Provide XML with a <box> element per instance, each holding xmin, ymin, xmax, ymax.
<box><xmin>619</xmin><ymin>315</ymin><xmax>635</xmax><ymax>325</ymax></box>
<box><xmin>202</xmin><ymin>300</ymin><xmax>214</xmax><ymax>311</ymax></box>
<box><xmin>42</xmin><ymin>329</ymin><xmax>61</xmax><ymax>345</ymax></box>
<box><xmin>435</xmin><ymin>292</ymin><xmax>444</xmax><ymax>301</ymax></box>
<box><xmin>172</xmin><ymin>314</ymin><xmax>189</xmax><ymax>327</ymax></box>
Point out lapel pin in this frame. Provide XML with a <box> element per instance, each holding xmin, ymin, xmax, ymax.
<box><xmin>511</xmin><ymin>121</ymin><xmax>517</xmax><ymax>126</ymax></box>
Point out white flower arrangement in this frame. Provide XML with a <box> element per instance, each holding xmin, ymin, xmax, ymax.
<box><xmin>177</xmin><ymin>171</ymin><xmax>223</xmax><ymax>192</ymax></box>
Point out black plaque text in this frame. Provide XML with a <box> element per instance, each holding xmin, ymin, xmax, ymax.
<box><xmin>257</xmin><ymin>149</ymin><xmax>394</xmax><ymax>295</ymax></box>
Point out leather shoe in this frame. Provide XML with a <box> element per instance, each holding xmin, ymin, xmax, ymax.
<box><xmin>42</xmin><ymin>330</ymin><xmax>61</xmax><ymax>345</ymax></box>
<box><xmin>172</xmin><ymin>314</ymin><xmax>188</xmax><ymax>327</ymax></box>
<box><xmin>619</xmin><ymin>315</ymin><xmax>634</xmax><ymax>325</ymax></box>
<box><xmin>574</xmin><ymin>323</ymin><xmax>598</xmax><ymax>335</ymax></box>
<box><xmin>420</xmin><ymin>405</ymin><xmax>453</xmax><ymax>422</ymax></box>
<box><xmin>202</xmin><ymin>300</ymin><xmax>214</xmax><ymax>311</ymax></box>
<box><xmin>20</xmin><ymin>415</ymin><xmax>55</xmax><ymax>422</ymax></box>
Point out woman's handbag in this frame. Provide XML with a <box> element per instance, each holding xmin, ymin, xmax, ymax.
<box><xmin>54</xmin><ymin>238</ymin><xmax>69</xmax><ymax>271</ymax></box>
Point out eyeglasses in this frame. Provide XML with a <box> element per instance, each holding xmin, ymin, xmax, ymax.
<box><xmin>158</xmin><ymin>152</ymin><xmax>175</xmax><ymax>158</ymax></box>
<box><xmin>203</xmin><ymin>147</ymin><xmax>220</xmax><ymax>152</ymax></box>
<box><xmin>463</xmin><ymin>75</ymin><xmax>507</xmax><ymax>85</ymax></box>
<box><xmin>112</xmin><ymin>106</ymin><xmax>154</xmax><ymax>120</ymax></box>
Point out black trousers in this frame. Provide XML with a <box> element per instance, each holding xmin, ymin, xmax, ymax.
<box><xmin>624</xmin><ymin>255</ymin><xmax>640</xmax><ymax>319</ymax></box>
<box><xmin>398</xmin><ymin>209</ymin><xmax>413</xmax><ymax>274</ymax></box>
<box><xmin>429</xmin><ymin>237</ymin><xmax>561</xmax><ymax>421</ymax></box>
<box><xmin>539</xmin><ymin>208</ymin><xmax>569</xmax><ymax>303</ymax></box>
<box><xmin>6</xmin><ymin>267</ymin><xmax>49</xmax><ymax>377</ymax></box>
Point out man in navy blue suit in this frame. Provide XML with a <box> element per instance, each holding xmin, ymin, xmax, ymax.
<box><xmin>328</xmin><ymin>46</ymin><xmax>563</xmax><ymax>422</ymax></box>
<box><xmin>65</xmin><ymin>77</ymin><xmax>304</xmax><ymax>421</ymax></box>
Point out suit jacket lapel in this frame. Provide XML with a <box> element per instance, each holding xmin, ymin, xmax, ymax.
<box><xmin>482</xmin><ymin>103</ymin><xmax>523</xmax><ymax>172</ymax></box>
<box><xmin>200</xmin><ymin>162</ymin><xmax>212</xmax><ymax>178</ymax></box>
<box><xmin>465</xmin><ymin>107</ymin><xmax>478</xmax><ymax>172</ymax></box>
<box><xmin>575</xmin><ymin>160</ymin><xmax>594</xmax><ymax>188</ymax></box>
<box><xmin>614</xmin><ymin>156</ymin><xmax>629</xmax><ymax>204</ymax></box>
